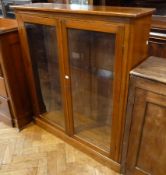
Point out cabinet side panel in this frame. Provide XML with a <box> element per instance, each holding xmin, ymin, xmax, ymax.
<box><xmin>129</xmin><ymin>15</ymin><xmax>152</xmax><ymax>69</ymax></box>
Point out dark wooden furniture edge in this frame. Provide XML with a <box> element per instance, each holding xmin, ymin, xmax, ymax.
<box><xmin>121</xmin><ymin>75</ymin><xmax>137</xmax><ymax>174</ymax></box>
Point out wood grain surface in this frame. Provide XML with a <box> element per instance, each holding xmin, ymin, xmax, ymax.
<box><xmin>131</xmin><ymin>56</ymin><xmax>166</xmax><ymax>83</ymax></box>
<box><xmin>0</xmin><ymin>122</ymin><xmax>119</xmax><ymax>175</ymax></box>
<box><xmin>13</xmin><ymin>3</ymin><xmax>155</xmax><ymax>18</ymax></box>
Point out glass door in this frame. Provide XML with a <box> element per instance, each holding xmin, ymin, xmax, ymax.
<box><xmin>21</xmin><ymin>15</ymin><xmax>65</xmax><ymax>130</ymax></box>
<box><xmin>62</xmin><ymin>20</ymin><xmax>124</xmax><ymax>153</ymax></box>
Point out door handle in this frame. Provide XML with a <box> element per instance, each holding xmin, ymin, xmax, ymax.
<box><xmin>65</xmin><ymin>75</ymin><xmax>69</xmax><ymax>79</ymax></box>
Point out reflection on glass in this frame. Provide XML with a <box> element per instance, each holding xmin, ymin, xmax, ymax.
<box><xmin>69</xmin><ymin>0</ymin><xmax>89</xmax><ymax>5</ymax></box>
<box><xmin>68</xmin><ymin>29</ymin><xmax>115</xmax><ymax>152</ymax></box>
<box><xmin>25</xmin><ymin>23</ymin><xmax>65</xmax><ymax>129</ymax></box>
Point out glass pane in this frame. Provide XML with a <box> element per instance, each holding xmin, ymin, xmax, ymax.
<box><xmin>68</xmin><ymin>29</ymin><xmax>115</xmax><ymax>152</ymax></box>
<box><xmin>25</xmin><ymin>23</ymin><xmax>65</xmax><ymax>129</ymax></box>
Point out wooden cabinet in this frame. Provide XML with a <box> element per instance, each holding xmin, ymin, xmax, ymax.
<box><xmin>124</xmin><ymin>56</ymin><xmax>166</xmax><ymax>175</ymax></box>
<box><xmin>13</xmin><ymin>4</ymin><xmax>154</xmax><ymax>172</ymax></box>
<box><xmin>0</xmin><ymin>18</ymin><xmax>33</xmax><ymax>129</ymax></box>
<box><xmin>148</xmin><ymin>16</ymin><xmax>166</xmax><ymax>58</ymax></box>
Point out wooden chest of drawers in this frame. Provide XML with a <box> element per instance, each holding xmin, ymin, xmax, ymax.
<box><xmin>0</xmin><ymin>18</ymin><xmax>33</xmax><ymax>129</ymax></box>
<box><xmin>123</xmin><ymin>56</ymin><xmax>166</xmax><ymax>175</ymax></box>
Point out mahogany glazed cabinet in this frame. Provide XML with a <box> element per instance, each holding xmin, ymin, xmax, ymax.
<box><xmin>0</xmin><ymin>18</ymin><xmax>32</xmax><ymax>128</ymax></box>
<box><xmin>123</xmin><ymin>56</ymin><xmax>166</xmax><ymax>175</ymax></box>
<box><xmin>13</xmin><ymin>4</ymin><xmax>154</xmax><ymax>172</ymax></box>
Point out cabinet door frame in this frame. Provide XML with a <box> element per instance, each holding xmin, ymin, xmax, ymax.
<box><xmin>16</xmin><ymin>14</ymin><xmax>67</xmax><ymax>132</ymax></box>
<box><xmin>125</xmin><ymin>76</ymin><xmax>166</xmax><ymax>175</ymax></box>
<box><xmin>61</xmin><ymin>19</ymin><xmax>125</xmax><ymax>157</ymax></box>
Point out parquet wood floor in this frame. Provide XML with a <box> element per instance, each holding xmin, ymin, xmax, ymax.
<box><xmin>0</xmin><ymin>122</ymin><xmax>119</xmax><ymax>175</ymax></box>
<box><xmin>42</xmin><ymin>111</ymin><xmax>111</xmax><ymax>152</ymax></box>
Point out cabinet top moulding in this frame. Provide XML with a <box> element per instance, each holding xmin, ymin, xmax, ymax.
<box><xmin>12</xmin><ymin>3</ymin><xmax>155</xmax><ymax>18</ymax></box>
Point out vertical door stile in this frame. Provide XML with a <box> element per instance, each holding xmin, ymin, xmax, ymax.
<box><xmin>16</xmin><ymin>14</ymin><xmax>41</xmax><ymax>116</ymax></box>
<box><xmin>61</xmin><ymin>19</ymin><xmax>75</xmax><ymax>136</ymax></box>
<box><xmin>111</xmin><ymin>25</ymin><xmax>125</xmax><ymax>161</ymax></box>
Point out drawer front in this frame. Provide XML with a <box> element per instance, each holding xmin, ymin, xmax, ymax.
<box><xmin>0</xmin><ymin>96</ymin><xmax>11</xmax><ymax>118</ymax></box>
<box><xmin>0</xmin><ymin>77</ymin><xmax>7</xmax><ymax>97</ymax></box>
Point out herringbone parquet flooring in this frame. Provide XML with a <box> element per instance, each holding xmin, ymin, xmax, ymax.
<box><xmin>0</xmin><ymin>122</ymin><xmax>119</xmax><ymax>175</ymax></box>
